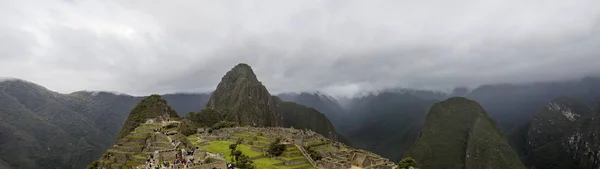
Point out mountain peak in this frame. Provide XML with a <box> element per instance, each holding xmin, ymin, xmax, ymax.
<box><xmin>205</xmin><ymin>63</ymin><xmax>281</xmax><ymax>126</ymax></box>
<box><xmin>407</xmin><ymin>97</ymin><xmax>524</xmax><ymax>169</ymax></box>
<box><xmin>220</xmin><ymin>63</ymin><xmax>259</xmax><ymax>83</ymax></box>
<box><xmin>117</xmin><ymin>94</ymin><xmax>179</xmax><ymax>139</ymax></box>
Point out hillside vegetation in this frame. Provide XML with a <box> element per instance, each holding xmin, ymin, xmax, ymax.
<box><xmin>117</xmin><ymin>95</ymin><xmax>180</xmax><ymax>139</ymax></box>
<box><xmin>406</xmin><ymin>97</ymin><xmax>525</xmax><ymax>169</ymax></box>
<box><xmin>198</xmin><ymin>63</ymin><xmax>343</xmax><ymax>142</ymax></box>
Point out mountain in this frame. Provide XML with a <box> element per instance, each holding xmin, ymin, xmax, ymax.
<box><xmin>117</xmin><ymin>95</ymin><xmax>180</xmax><ymax>139</ymax></box>
<box><xmin>340</xmin><ymin>92</ymin><xmax>439</xmax><ymax>161</ymax></box>
<box><xmin>565</xmin><ymin>103</ymin><xmax>600</xmax><ymax>168</ymax></box>
<box><xmin>0</xmin><ymin>79</ymin><xmax>215</xmax><ymax>169</ymax></box>
<box><xmin>0</xmin><ymin>79</ymin><xmax>139</xmax><ymax>169</ymax></box>
<box><xmin>406</xmin><ymin>97</ymin><xmax>525</xmax><ymax>169</ymax></box>
<box><xmin>467</xmin><ymin>77</ymin><xmax>600</xmax><ymax>133</ymax></box>
<box><xmin>205</xmin><ymin>63</ymin><xmax>282</xmax><ymax>126</ymax></box>
<box><xmin>526</xmin><ymin>97</ymin><xmax>591</xmax><ymax>152</ymax></box>
<box><xmin>507</xmin><ymin>97</ymin><xmax>600</xmax><ymax>169</ymax></box>
<box><xmin>200</xmin><ymin>63</ymin><xmax>342</xmax><ymax>142</ymax></box>
<box><xmin>279</xmin><ymin>90</ymin><xmax>443</xmax><ymax>161</ymax></box>
<box><xmin>88</xmin><ymin>95</ymin><xmax>182</xmax><ymax>169</ymax></box>
<box><xmin>272</xmin><ymin>96</ymin><xmax>339</xmax><ymax>140</ymax></box>
<box><xmin>277</xmin><ymin>92</ymin><xmax>345</xmax><ymax>127</ymax></box>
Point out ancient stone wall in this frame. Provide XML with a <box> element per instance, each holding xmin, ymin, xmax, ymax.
<box><xmin>317</xmin><ymin>160</ymin><xmax>351</xmax><ymax>169</ymax></box>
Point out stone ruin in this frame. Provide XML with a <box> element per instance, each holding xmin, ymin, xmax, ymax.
<box><xmin>195</xmin><ymin>126</ymin><xmax>397</xmax><ymax>169</ymax></box>
<box><xmin>152</xmin><ymin>148</ymin><xmax>227</xmax><ymax>169</ymax></box>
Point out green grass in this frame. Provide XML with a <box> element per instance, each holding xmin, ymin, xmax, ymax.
<box><xmin>199</xmin><ymin>140</ymin><xmax>314</xmax><ymax>169</ymax></box>
<box><xmin>253</xmin><ymin>158</ymin><xmax>284</xmax><ymax>169</ymax></box>
<box><xmin>237</xmin><ymin>144</ymin><xmax>262</xmax><ymax>157</ymax></box>
<box><xmin>199</xmin><ymin>141</ymin><xmax>236</xmax><ymax>162</ymax></box>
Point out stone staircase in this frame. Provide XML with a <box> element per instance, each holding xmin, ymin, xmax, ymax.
<box><xmin>294</xmin><ymin>144</ymin><xmax>317</xmax><ymax>168</ymax></box>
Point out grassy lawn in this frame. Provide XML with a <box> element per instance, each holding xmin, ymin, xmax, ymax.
<box><xmin>199</xmin><ymin>141</ymin><xmax>263</xmax><ymax>160</ymax></box>
<box><xmin>199</xmin><ymin>141</ymin><xmax>235</xmax><ymax>162</ymax></box>
<box><xmin>236</xmin><ymin>144</ymin><xmax>263</xmax><ymax>157</ymax></box>
<box><xmin>199</xmin><ymin>140</ymin><xmax>314</xmax><ymax>169</ymax></box>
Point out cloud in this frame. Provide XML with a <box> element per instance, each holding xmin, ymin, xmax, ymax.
<box><xmin>1</xmin><ymin>0</ymin><xmax>600</xmax><ymax>97</ymax></box>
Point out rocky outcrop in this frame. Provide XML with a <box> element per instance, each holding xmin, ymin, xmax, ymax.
<box><xmin>522</xmin><ymin>98</ymin><xmax>600</xmax><ymax>169</ymax></box>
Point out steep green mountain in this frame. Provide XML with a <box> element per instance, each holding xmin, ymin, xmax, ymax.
<box><xmin>117</xmin><ymin>95</ymin><xmax>180</xmax><ymax>139</ymax></box>
<box><xmin>89</xmin><ymin>95</ymin><xmax>183</xmax><ymax>169</ymax></box>
<box><xmin>205</xmin><ymin>63</ymin><xmax>282</xmax><ymax>126</ymax></box>
<box><xmin>200</xmin><ymin>63</ymin><xmax>342</xmax><ymax>142</ymax></box>
<box><xmin>272</xmin><ymin>96</ymin><xmax>339</xmax><ymax>140</ymax></box>
<box><xmin>526</xmin><ymin>97</ymin><xmax>591</xmax><ymax>151</ymax></box>
<box><xmin>565</xmin><ymin>103</ymin><xmax>600</xmax><ymax>168</ymax></box>
<box><xmin>279</xmin><ymin>91</ymin><xmax>442</xmax><ymax>161</ymax></box>
<box><xmin>0</xmin><ymin>80</ymin><xmax>139</xmax><ymax>169</ymax></box>
<box><xmin>277</xmin><ymin>92</ymin><xmax>345</xmax><ymax>127</ymax></box>
<box><xmin>0</xmin><ymin>79</ymin><xmax>216</xmax><ymax>169</ymax></box>
<box><xmin>341</xmin><ymin>92</ymin><xmax>437</xmax><ymax>161</ymax></box>
<box><xmin>406</xmin><ymin>97</ymin><xmax>525</xmax><ymax>169</ymax></box>
<box><xmin>509</xmin><ymin>97</ymin><xmax>600</xmax><ymax>169</ymax></box>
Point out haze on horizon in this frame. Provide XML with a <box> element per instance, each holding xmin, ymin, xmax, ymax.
<box><xmin>1</xmin><ymin>0</ymin><xmax>600</xmax><ymax>97</ymax></box>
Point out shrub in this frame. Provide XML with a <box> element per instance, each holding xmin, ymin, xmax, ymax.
<box><xmin>229</xmin><ymin>143</ymin><xmax>238</xmax><ymax>153</ymax></box>
<box><xmin>398</xmin><ymin>157</ymin><xmax>416</xmax><ymax>169</ymax></box>
<box><xmin>232</xmin><ymin>150</ymin><xmax>242</xmax><ymax>161</ymax></box>
<box><xmin>211</xmin><ymin>121</ymin><xmax>237</xmax><ymax>130</ymax></box>
<box><xmin>267</xmin><ymin>138</ymin><xmax>286</xmax><ymax>157</ymax></box>
<box><xmin>236</xmin><ymin>154</ymin><xmax>255</xmax><ymax>169</ymax></box>
<box><xmin>187</xmin><ymin>108</ymin><xmax>223</xmax><ymax>127</ymax></box>
<box><xmin>178</xmin><ymin>120</ymin><xmax>198</xmax><ymax>136</ymax></box>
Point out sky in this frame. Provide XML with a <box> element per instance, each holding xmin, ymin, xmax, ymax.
<box><xmin>1</xmin><ymin>0</ymin><xmax>600</xmax><ymax>97</ymax></box>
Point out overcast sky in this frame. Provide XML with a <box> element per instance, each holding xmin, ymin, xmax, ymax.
<box><xmin>1</xmin><ymin>0</ymin><xmax>600</xmax><ymax>97</ymax></box>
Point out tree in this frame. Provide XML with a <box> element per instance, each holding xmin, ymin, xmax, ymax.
<box><xmin>267</xmin><ymin>138</ymin><xmax>286</xmax><ymax>157</ymax></box>
<box><xmin>232</xmin><ymin>150</ymin><xmax>242</xmax><ymax>161</ymax></box>
<box><xmin>187</xmin><ymin>108</ymin><xmax>223</xmax><ymax>127</ymax></box>
<box><xmin>229</xmin><ymin>143</ymin><xmax>238</xmax><ymax>153</ymax></box>
<box><xmin>211</xmin><ymin>121</ymin><xmax>237</xmax><ymax>130</ymax></box>
<box><xmin>235</xmin><ymin>154</ymin><xmax>255</xmax><ymax>169</ymax></box>
<box><xmin>398</xmin><ymin>157</ymin><xmax>416</xmax><ymax>169</ymax></box>
<box><xmin>178</xmin><ymin>120</ymin><xmax>198</xmax><ymax>136</ymax></box>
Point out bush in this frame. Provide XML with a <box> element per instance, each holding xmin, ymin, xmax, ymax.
<box><xmin>267</xmin><ymin>138</ymin><xmax>286</xmax><ymax>157</ymax></box>
<box><xmin>178</xmin><ymin>120</ymin><xmax>198</xmax><ymax>136</ymax></box>
<box><xmin>187</xmin><ymin>108</ymin><xmax>223</xmax><ymax>127</ymax></box>
<box><xmin>211</xmin><ymin>121</ymin><xmax>237</xmax><ymax>130</ymax></box>
<box><xmin>229</xmin><ymin>143</ymin><xmax>238</xmax><ymax>153</ymax></box>
<box><xmin>232</xmin><ymin>150</ymin><xmax>242</xmax><ymax>161</ymax></box>
<box><xmin>398</xmin><ymin>157</ymin><xmax>416</xmax><ymax>169</ymax></box>
<box><xmin>236</xmin><ymin>154</ymin><xmax>255</xmax><ymax>169</ymax></box>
